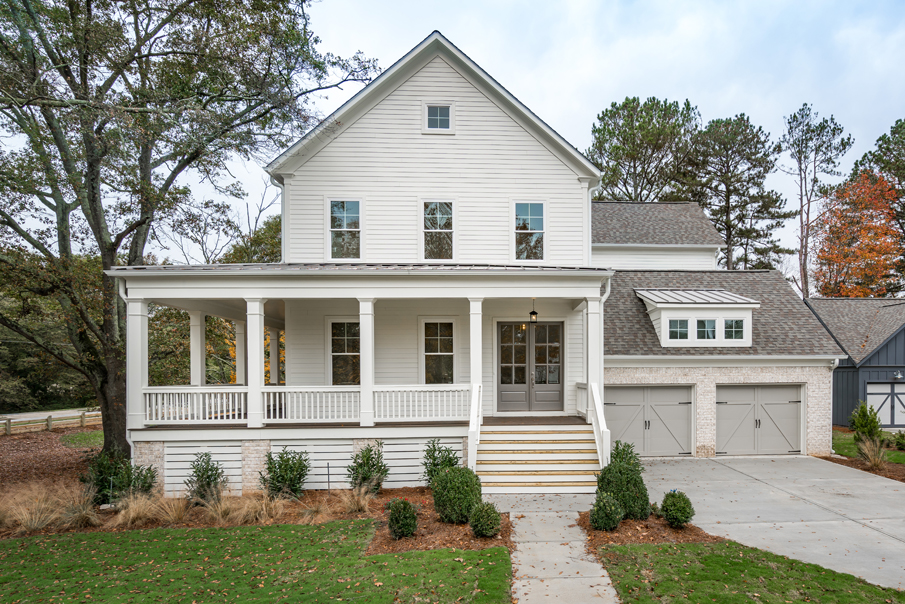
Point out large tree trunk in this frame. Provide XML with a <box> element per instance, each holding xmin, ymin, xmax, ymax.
<box><xmin>97</xmin><ymin>361</ymin><xmax>130</xmax><ymax>455</ymax></box>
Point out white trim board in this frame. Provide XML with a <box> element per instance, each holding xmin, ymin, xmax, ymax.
<box><xmin>604</xmin><ymin>355</ymin><xmax>843</xmax><ymax>368</ymax></box>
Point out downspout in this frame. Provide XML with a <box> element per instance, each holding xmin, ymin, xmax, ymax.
<box><xmin>270</xmin><ymin>175</ymin><xmax>286</xmax><ymax>263</ymax></box>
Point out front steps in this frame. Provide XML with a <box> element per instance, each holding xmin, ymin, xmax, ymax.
<box><xmin>476</xmin><ymin>423</ymin><xmax>601</xmax><ymax>494</ymax></box>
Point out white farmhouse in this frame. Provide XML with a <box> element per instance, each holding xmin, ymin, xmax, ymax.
<box><xmin>109</xmin><ymin>32</ymin><xmax>844</xmax><ymax>495</ymax></box>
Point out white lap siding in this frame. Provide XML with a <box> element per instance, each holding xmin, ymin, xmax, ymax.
<box><xmin>163</xmin><ymin>441</ymin><xmax>244</xmax><ymax>496</ymax></box>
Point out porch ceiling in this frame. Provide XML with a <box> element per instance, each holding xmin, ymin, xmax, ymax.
<box><xmin>154</xmin><ymin>298</ymin><xmax>285</xmax><ymax>330</ymax></box>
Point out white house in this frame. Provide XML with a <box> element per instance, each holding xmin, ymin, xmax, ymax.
<box><xmin>110</xmin><ymin>32</ymin><xmax>843</xmax><ymax>496</ymax></box>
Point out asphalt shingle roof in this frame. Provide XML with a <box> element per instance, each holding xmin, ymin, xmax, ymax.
<box><xmin>604</xmin><ymin>270</ymin><xmax>843</xmax><ymax>357</ymax></box>
<box><xmin>806</xmin><ymin>298</ymin><xmax>905</xmax><ymax>364</ymax></box>
<box><xmin>592</xmin><ymin>202</ymin><xmax>725</xmax><ymax>246</ymax></box>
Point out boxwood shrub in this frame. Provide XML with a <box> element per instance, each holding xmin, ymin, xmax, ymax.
<box><xmin>661</xmin><ymin>490</ymin><xmax>695</xmax><ymax>528</ymax></box>
<box><xmin>589</xmin><ymin>491</ymin><xmax>623</xmax><ymax>532</ymax></box>
<box><xmin>596</xmin><ymin>461</ymin><xmax>650</xmax><ymax>520</ymax></box>
<box><xmin>387</xmin><ymin>498</ymin><xmax>418</xmax><ymax>539</ymax></box>
<box><xmin>469</xmin><ymin>501</ymin><xmax>501</xmax><ymax>537</ymax></box>
<box><xmin>432</xmin><ymin>466</ymin><xmax>482</xmax><ymax>524</ymax></box>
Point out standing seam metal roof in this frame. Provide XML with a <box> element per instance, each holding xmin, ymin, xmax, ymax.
<box><xmin>634</xmin><ymin>289</ymin><xmax>760</xmax><ymax>305</ymax></box>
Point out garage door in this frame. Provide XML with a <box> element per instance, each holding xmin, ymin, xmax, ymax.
<box><xmin>865</xmin><ymin>383</ymin><xmax>905</xmax><ymax>428</ymax></box>
<box><xmin>716</xmin><ymin>386</ymin><xmax>801</xmax><ymax>455</ymax></box>
<box><xmin>604</xmin><ymin>386</ymin><xmax>692</xmax><ymax>456</ymax></box>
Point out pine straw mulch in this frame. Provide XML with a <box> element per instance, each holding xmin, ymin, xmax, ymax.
<box><xmin>0</xmin><ymin>426</ymin><xmax>98</xmax><ymax>493</ymax></box>
<box><xmin>576</xmin><ymin>512</ymin><xmax>723</xmax><ymax>561</ymax></box>
<box><xmin>819</xmin><ymin>455</ymin><xmax>905</xmax><ymax>484</ymax></box>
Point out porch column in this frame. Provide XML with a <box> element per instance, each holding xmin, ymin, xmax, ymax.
<box><xmin>234</xmin><ymin>321</ymin><xmax>246</xmax><ymax>385</ymax></box>
<box><xmin>358</xmin><ymin>298</ymin><xmax>375</xmax><ymax>427</ymax></box>
<box><xmin>268</xmin><ymin>328</ymin><xmax>280</xmax><ymax>384</ymax></box>
<box><xmin>246</xmin><ymin>299</ymin><xmax>266</xmax><ymax>428</ymax></box>
<box><xmin>469</xmin><ymin>298</ymin><xmax>483</xmax><ymax>387</ymax></box>
<box><xmin>586</xmin><ymin>296</ymin><xmax>601</xmax><ymax>388</ymax></box>
<box><xmin>189</xmin><ymin>311</ymin><xmax>206</xmax><ymax>386</ymax></box>
<box><xmin>126</xmin><ymin>299</ymin><xmax>148</xmax><ymax>431</ymax></box>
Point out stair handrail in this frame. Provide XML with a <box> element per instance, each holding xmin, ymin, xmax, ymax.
<box><xmin>588</xmin><ymin>382</ymin><xmax>611</xmax><ymax>465</ymax></box>
<box><xmin>467</xmin><ymin>382</ymin><xmax>482</xmax><ymax>470</ymax></box>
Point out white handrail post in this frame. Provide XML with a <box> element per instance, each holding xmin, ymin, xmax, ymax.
<box><xmin>359</xmin><ymin>298</ymin><xmax>376</xmax><ymax>427</ymax></box>
<box><xmin>587</xmin><ymin>296</ymin><xmax>610</xmax><ymax>465</ymax></box>
<box><xmin>246</xmin><ymin>298</ymin><xmax>266</xmax><ymax>427</ymax></box>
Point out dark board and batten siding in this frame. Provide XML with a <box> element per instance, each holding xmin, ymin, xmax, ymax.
<box><xmin>833</xmin><ymin>327</ymin><xmax>905</xmax><ymax>425</ymax></box>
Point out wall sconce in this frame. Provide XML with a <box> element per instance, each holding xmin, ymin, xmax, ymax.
<box><xmin>529</xmin><ymin>299</ymin><xmax>538</xmax><ymax>323</ymax></box>
<box><xmin>894</xmin><ymin>371</ymin><xmax>903</xmax><ymax>380</ymax></box>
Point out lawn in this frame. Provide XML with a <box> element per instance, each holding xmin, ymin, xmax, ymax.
<box><xmin>602</xmin><ymin>541</ymin><xmax>905</xmax><ymax>604</ymax></box>
<box><xmin>833</xmin><ymin>429</ymin><xmax>905</xmax><ymax>464</ymax></box>
<box><xmin>60</xmin><ymin>429</ymin><xmax>104</xmax><ymax>449</ymax></box>
<box><xmin>0</xmin><ymin>520</ymin><xmax>511</xmax><ymax>603</ymax></box>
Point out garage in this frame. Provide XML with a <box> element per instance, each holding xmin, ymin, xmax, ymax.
<box><xmin>865</xmin><ymin>383</ymin><xmax>905</xmax><ymax>428</ymax></box>
<box><xmin>604</xmin><ymin>386</ymin><xmax>693</xmax><ymax>456</ymax></box>
<box><xmin>715</xmin><ymin>385</ymin><xmax>802</xmax><ymax>455</ymax></box>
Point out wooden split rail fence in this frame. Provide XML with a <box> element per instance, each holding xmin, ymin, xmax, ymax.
<box><xmin>2</xmin><ymin>411</ymin><xmax>102</xmax><ymax>436</ymax></box>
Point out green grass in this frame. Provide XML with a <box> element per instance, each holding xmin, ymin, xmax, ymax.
<box><xmin>60</xmin><ymin>429</ymin><xmax>104</xmax><ymax>449</ymax></box>
<box><xmin>832</xmin><ymin>429</ymin><xmax>905</xmax><ymax>463</ymax></box>
<box><xmin>0</xmin><ymin>520</ymin><xmax>510</xmax><ymax>603</ymax></box>
<box><xmin>602</xmin><ymin>541</ymin><xmax>905</xmax><ymax>603</ymax></box>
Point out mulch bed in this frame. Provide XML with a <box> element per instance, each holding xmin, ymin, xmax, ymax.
<box><xmin>0</xmin><ymin>426</ymin><xmax>99</xmax><ymax>493</ymax></box>
<box><xmin>819</xmin><ymin>455</ymin><xmax>905</xmax><ymax>484</ymax></box>
<box><xmin>576</xmin><ymin>512</ymin><xmax>722</xmax><ymax>560</ymax></box>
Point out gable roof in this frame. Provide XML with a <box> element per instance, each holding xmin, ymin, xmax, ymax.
<box><xmin>266</xmin><ymin>31</ymin><xmax>600</xmax><ymax>180</ymax></box>
<box><xmin>805</xmin><ymin>298</ymin><xmax>905</xmax><ymax>364</ymax></box>
<box><xmin>591</xmin><ymin>202</ymin><xmax>725</xmax><ymax>247</ymax></box>
<box><xmin>605</xmin><ymin>270</ymin><xmax>843</xmax><ymax>357</ymax></box>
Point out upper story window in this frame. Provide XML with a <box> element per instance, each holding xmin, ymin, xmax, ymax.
<box><xmin>697</xmin><ymin>319</ymin><xmax>716</xmax><ymax>340</ymax></box>
<box><xmin>725</xmin><ymin>319</ymin><xmax>744</xmax><ymax>340</ymax></box>
<box><xmin>668</xmin><ymin>319</ymin><xmax>688</xmax><ymax>340</ymax></box>
<box><xmin>330</xmin><ymin>321</ymin><xmax>360</xmax><ymax>385</ymax></box>
<box><xmin>330</xmin><ymin>200</ymin><xmax>360</xmax><ymax>259</ymax></box>
<box><xmin>515</xmin><ymin>202</ymin><xmax>544</xmax><ymax>260</ymax></box>
<box><xmin>422</xmin><ymin>101</ymin><xmax>455</xmax><ymax>134</ymax></box>
<box><xmin>423</xmin><ymin>201</ymin><xmax>453</xmax><ymax>260</ymax></box>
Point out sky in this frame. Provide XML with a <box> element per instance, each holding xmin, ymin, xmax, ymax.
<box><xmin>227</xmin><ymin>0</ymin><xmax>905</xmax><ymax>262</ymax></box>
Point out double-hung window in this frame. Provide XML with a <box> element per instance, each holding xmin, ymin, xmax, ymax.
<box><xmin>423</xmin><ymin>201</ymin><xmax>453</xmax><ymax>260</ymax></box>
<box><xmin>330</xmin><ymin>201</ymin><xmax>360</xmax><ymax>259</ymax></box>
<box><xmin>330</xmin><ymin>322</ymin><xmax>360</xmax><ymax>385</ymax></box>
<box><xmin>696</xmin><ymin>319</ymin><xmax>716</xmax><ymax>340</ymax></box>
<box><xmin>424</xmin><ymin>321</ymin><xmax>454</xmax><ymax>384</ymax></box>
<box><xmin>515</xmin><ymin>202</ymin><xmax>544</xmax><ymax>260</ymax></box>
<box><xmin>725</xmin><ymin>319</ymin><xmax>744</xmax><ymax>340</ymax></box>
<box><xmin>669</xmin><ymin>319</ymin><xmax>689</xmax><ymax>340</ymax></box>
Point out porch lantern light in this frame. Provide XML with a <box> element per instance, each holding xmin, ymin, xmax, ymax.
<box><xmin>895</xmin><ymin>371</ymin><xmax>904</xmax><ymax>380</ymax></box>
<box><xmin>529</xmin><ymin>299</ymin><xmax>538</xmax><ymax>323</ymax></box>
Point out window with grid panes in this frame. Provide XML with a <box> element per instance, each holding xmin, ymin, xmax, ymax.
<box><xmin>669</xmin><ymin>319</ymin><xmax>689</xmax><ymax>340</ymax></box>
<box><xmin>724</xmin><ymin>319</ymin><xmax>744</xmax><ymax>340</ymax></box>
<box><xmin>424</xmin><ymin>322</ymin><xmax>454</xmax><ymax>384</ymax></box>
<box><xmin>515</xmin><ymin>203</ymin><xmax>544</xmax><ymax>260</ymax></box>
<box><xmin>533</xmin><ymin>324</ymin><xmax>561</xmax><ymax>384</ymax></box>
<box><xmin>426</xmin><ymin>105</ymin><xmax>450</xmax><ymax>129</ymax></box>
<box><xmin>499</xmin><ymin>323</ymin><xmax>527</xmax><ymax>385</ymax></box>
<box><xmin>331</xmin><ymin>322</ymin><xmax>360</xmax><ymax>385</ymax></box>
<box><xmin>423</xmin><ymin>202</ymin><xmax>453</xmax><ymax>259</ymax></box>
<box><xmin>696</xmin><ymin>319</ymin><xmax>716</xmax><ymax>340</ymax></box>
<box><xmin>330</xmin><ymin>201</ymin><xmax>360</xmax><ymax>259</ymax></box>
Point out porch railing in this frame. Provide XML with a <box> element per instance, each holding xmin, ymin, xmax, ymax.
<box><xmin>144</xmin><ymin>387</ymin><xmax>248</xmax><ymax>424</ymax></box>
<box><xmin>263</xmin><ymin>387</ymin><xmax>360</xmax><ymax>423</ymax></box>
<box><xmin>576</xmin><ymin>381</ymin><xmax>588</xmax><ymax>418</ymax></box>
<box><xmin>588</xmin><ymin>383</ymin><xmax>611</xmax><ymax>465</ymax></box>
<box><xmin>374</xmin><ymin>385</ymin><xmax>471</xmax><ymax>422</ymax></box>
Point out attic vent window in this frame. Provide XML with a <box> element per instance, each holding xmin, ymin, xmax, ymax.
<box><xmin>422</xmin><ymin>101</ymin><xmax>455</xmax><ymax>134</ymax></box>
<box><xmin>427</xmin><ymin>106</ymin><xmax>450</xmax><ymax>129</ymax></box>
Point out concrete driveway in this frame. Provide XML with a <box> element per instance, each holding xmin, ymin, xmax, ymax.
<box><xmin>644</xmin><ymin>456</ymin><xmax>905</xmax><ymax>590</ymax></box>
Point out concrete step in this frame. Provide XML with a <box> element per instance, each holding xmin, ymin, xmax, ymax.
<box><xmin>476</xmin><ymin>450</ymin><xmax>599</xmax><ymax>460</ymax></box>
<box><xmin>476</xmin><ymin>461</ymin><xmax>600</xmax><ymax>472</ymax></box>
<box><xmin>482</xmin><ymin>482</ymin><xmax>597</xmax><ymax>494</ymax></box>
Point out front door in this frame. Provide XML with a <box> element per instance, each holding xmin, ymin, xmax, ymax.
<box><xmin>497</xmin><ymin>322</ymin><xmax>564</xmax><ymax>412</ymax></box>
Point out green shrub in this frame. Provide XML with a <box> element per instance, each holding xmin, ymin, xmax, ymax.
<box><xmin>661</xmin><ymin>490</ymin><xmax>695</xmax><ymax>528</ymax></box>
<box><xmin>610</xmin><ymin>440</ymin><xmax>644</xmax><ymax>475</ymax></box>
<box><xmin>260</xmin><ymin>447</ymin><xmax>310</xmax><ymax>498</ymax></box>
<box><xmin>421</xmin><ymin>439</ymin><xmax>460</xmax><ymax>486</ymax></box>
<box><xmin>590</xmin><ymin>491</ymin><xmax>623</xmax><ymax>531</ymax></box>
<box><xmin>596</xmin><ymin>462</ymin><xmax>650</xmax><ymax>520</ymax></box>
<box><xmin>184</xmin><ymin>452</ymin><xmax>228</xmax><ymax>502</ymax></box>
<box><xmin>894</xmin><ymin>431</ymin><xmax>905</xmax><ymax>451</ymax></box>
<box><xmin>386</xmin><ymin>498</ymin><xmax>418</xmax><ymax>539</ymax></box>
<box><xmin>469</xmin><ymin>501</ymin><xmax>501</xmax><ymax>538</ymax></box>
<box><xmin>849</xmin><ymin>402</ymin><xmax>883</xmax><ymax>444</ymax></box>
<box><xmin>432</xmin><ymin>466</ymin><xmax>482</xmax><ymax>524</ymax></box>
<box><xmin>80</xmin><ymin>448</ymin><xmax>157</xmax><ymax>505</ymax></box>
<box><xmin>346</xmin><ymin>441</ymin><xmax>389</xmax><ymax>493</ymax></box>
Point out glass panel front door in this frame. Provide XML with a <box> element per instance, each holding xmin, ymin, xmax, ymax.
<box><xmin>497</xmin><ymin>322</ymin><xmax>564</xmax><ymax>412</ymax></box>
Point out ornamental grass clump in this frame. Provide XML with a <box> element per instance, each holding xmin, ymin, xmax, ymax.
<box><xmin>432</xmin><ymin>466</ymin><xmax>482</xmax><ymax>524</ymax></box>
<box><xmin>589</xmin><ymin>491</ymin><xmax>623</xmax><ymax>532</ymax></box>
<box><xmin>660</xmin><ymin>490</ymin><xmax>695</xmax><ymax>528</ymax></box>
<box><xmin>260</xmin><ymin>447</ymin><xmax>310</xmax><ymax>498</ymax></box>
<box><xmin>421</xmin><ymin>439</ymin><xmax>460</xmax><ymax>487</ymax></box>
<box><xmin>184</xmin><ymin>452</ymin><xmax>229</xmax><ymax>502</ymax></box>
<box><xmin>469</xmin><ymin>501</ymin><xmax>501</xmax><ymax>538</ymax></box>
<box><xmin>386</xmin><ymin>498</ymin><xmax>418</xmax><ymax>539</ymax></box>
<box><xmin>858</xmin><ymin>436</ymin><xmax>888</xmax><ymax>472</ymax></box>
<box><xmin>346</xmin><ymin>441</ymin><xmax>389</xmax><ymax>493</ymax></box>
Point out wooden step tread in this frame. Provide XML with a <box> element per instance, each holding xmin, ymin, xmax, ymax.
<box><xmin>476</xmin><ymin>459</ymin><xmax>598</xmax><ymax>465</ymax></box>
<box><xmin>477</xmin><ymin>470</ymin><xmax>599</xmax><ymax>476</ymax></box>
<box><xmin>477</xmin><ymin>449</ymin><xmax>598</xmax><ymax>455</ymax></box>
<box><xmin>480</xmin><ymin>430</ymin><xmax>593</xmax><ymax>434</ymax></box>
<box><xmin>482</xmin><ymin>481</ymin><xmax>597</xmax><ymax>487</ymax></box>
<box><xmin>480</xmin><ymin>439</ymin><xmax>596</xmax><ymax>444</ymax></box>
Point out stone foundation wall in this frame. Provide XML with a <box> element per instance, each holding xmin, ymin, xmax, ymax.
<box><xmin>132</xmin><ymin>441</ymin><xmax>164</xmax><ymax>483</ymax></box>
<box><xmin>604</xmin><ymin>364</ymin><xmax>834</xmax><ymax>457</ymax></box>
<box><xmin>241</xmin><ymin>440</ymin><xmax>271</xmax><ymax>492</ymax></box>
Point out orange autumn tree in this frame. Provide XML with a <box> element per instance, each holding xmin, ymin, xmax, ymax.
<box><xmin>814</xmin><ymin>172</ymin><xmax>903</xmax><ymax>297</ymax></box>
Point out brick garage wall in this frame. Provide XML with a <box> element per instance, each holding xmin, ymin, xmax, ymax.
<box><xmin>241</xmin><ymin>440</ymin><xmax>271</xmax><ymax>492</ymax></box>
<box><xmin>133</xmin><ymin>441</ymin><xmax>165</xmax><ymax>486</ymax></box>
<box><xmin>604</xmin><ymin>364</ymin><xmax>833</xmax><ymax>457</ymax></box>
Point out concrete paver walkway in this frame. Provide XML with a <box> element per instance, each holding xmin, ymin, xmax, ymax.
<box><xmin>487</xmin><ymin>494</ymin><xmax>618</xmax><ymax>603</ymax></box>
<box><xmin>644</xmin><ymin>456</ymin><xmax>905</xmax><ymax>591</ymax></box>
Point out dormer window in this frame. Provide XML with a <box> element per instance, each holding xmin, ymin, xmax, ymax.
<box><xmin>725</xmin><ymin>319</ymin><xmax>744</xmax><ymax>340</ymax></box>
<box><xmin>634</xmin><ymin>289</ymin><xmax>759</xmax><ymax>348</ymax></box>
<box><xmin>422</xmin><ymin>101</ymin><xmax>455</xmax><ymax>134</ymax></box>
<box><xmin>669</xmin><ymin>320</ymin><xmax>688</xmax><ymax>340</ymax></box>
<box><xmin>697</xmin><ymin>319</ymin><xmax>716</xmax><ymax>340</ymax></box>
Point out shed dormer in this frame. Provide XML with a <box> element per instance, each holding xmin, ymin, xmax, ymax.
<box><xmin>634</xmin><ymin>288</ymin><xmax>760</xmax><ymax>348</ymax></box>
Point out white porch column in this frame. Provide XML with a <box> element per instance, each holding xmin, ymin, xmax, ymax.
<box><xmin>587</xmin><ymin>296</ymin><xmax>601</xmax><ymax>388</ymax></box>
<box><xmin>189</xmin><ymin>311</ymin><xmax>206</xmax><ymax>386</ymax></box>
<box><xmin>358</xmin><ymin>298</ymin><xmax>375</xmax><ymax>427</ymax></box>
<box><xmin>469</xmin><ymin>298</ymin><xmax>483</xmax><ymax>387</ymax></box>
<box><xmin>234</xmin><ymin>321</ymin><xmax>246</xmax><ymax>385</ymax></box>
<box><xmin>126</xmin><ymin>299</ymin><xmax>148</xmax><ymax>430</ymax></box>
<box><xmin>245</xmin><ymin>299</ymin><xmax>266</xmax><ymax>427</ymax></box>
<box><xmin>268</xmin><ymin>328</ymin><xmax>280</xmax><ymax>385</ymax></box>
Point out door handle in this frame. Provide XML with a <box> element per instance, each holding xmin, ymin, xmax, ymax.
<box><xmin>530</xmin><ymin>372</ymin><xmax>535</xmax><ymax>386</ymax></box>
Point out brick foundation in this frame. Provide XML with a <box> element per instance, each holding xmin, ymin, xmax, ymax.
<box><xmin>241</xmin><ymin>440</ymin><xmax>271</xmax><ymax>492</ymax></box>
<box><xmin>132</xmin><ymin>441</ymin><xmax>164</xmax><ymax>486</ymax></box>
